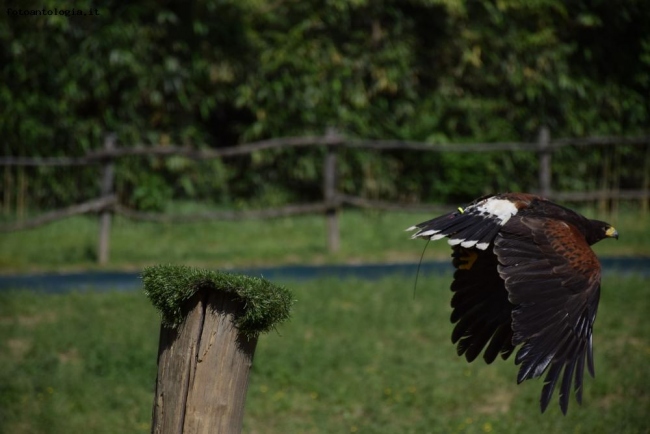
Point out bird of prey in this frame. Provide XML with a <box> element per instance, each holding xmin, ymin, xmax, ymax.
<box><xmin>407</xmin><ymin>192</ymin><xmax>618</xmax><ymax>414</ymax></box>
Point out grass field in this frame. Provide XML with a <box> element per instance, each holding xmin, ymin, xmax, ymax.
<box><xmin>1</xmin><ymin>274</ymin><xmax>648</xmax><ymax>434</ymax></box>
<box><xmin>1</xmin><ymin>206</ymin><xmax>649</xmax><ymax>273</ymax></box>
<box><xmin>1</xmin><ymin>205</ymin><xmax>648</xmax><ymax>432</ymax></box>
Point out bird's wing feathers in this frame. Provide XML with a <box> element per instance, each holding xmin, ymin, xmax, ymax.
<box><xmin>450</xmin><ymin>246</ymin><xmax>515</xmax><ymax>364</ymax></box>
<box><xmin>408</xmin><ymin>193</ymin><xmax>533</xmax><ymax>250</ymax></box>
<box><xmin>494</xmin><ymin>216</ymin><xmax>601</xmax><ymax>414</ymax></box>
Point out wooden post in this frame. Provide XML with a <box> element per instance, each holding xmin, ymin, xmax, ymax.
<box><xmin>599</xmin><ymin>149</ymin><xmax>611</xmax><ymax>214</ymax></box>
<box><xmin>143</xmin><ymin>266</ymin><xmax>291</xmax><ymax>434</ymax></box>
<box><xmin>17</xmin><ymin>166</ymin><xmax>26</xmax><ymax>222</ymax></box>
<box><xmin>4</xmin><ymin>165</ymin><xmax>12</xmax><ymax>216</ymax></box>
<box><xmin>151</xmin><ymin>290</ymin><xmax>258</xmax><ymax>434</ymax></box>
<box><xmin>642</xmin><ymin>144</ymin><xmax>650</xmax><ymax>214</ymax></box>
<box><xmin>537</xmin><ymin>126</ymin><xmax>551</xmax><ymax>198</ymax></box>
<box><xmin>97</xmin><ymin>133</ymin><xmax>116</xmax><ymax>265</ymax></box>
<box><xmin>323</xmin><ymin>128</ymin><xmax>341</xmax><ymax>252</ymax></box>
<box><xmin>611</xmin><ymin>143</ymin><xmax>621</xmax><ymax>217</ymax></box>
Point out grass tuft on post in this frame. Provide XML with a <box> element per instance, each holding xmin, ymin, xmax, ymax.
<box><xmin>142</xmin><ymin>264</ymin><xmax>293</xmax><ymax>434</ymax></box>
<box><xmin>142</xmin><ymin>264</ymin><xmax>293</xmax><ymax>338</ymax></box>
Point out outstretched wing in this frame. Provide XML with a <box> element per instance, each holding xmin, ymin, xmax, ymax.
<box><xmin>494</xmin><ymin>216</ymin><xmax>602</xmax><ymax>414</ymax></box>
<box><xmin>408</xmin><ymin>193</ymin><xmax>527</xmax><ymax>250</ymax></box>
<box><xmin>450</xmin><ymin>246</ymin><xmax>515</xmax><ymax>364</ymax></box>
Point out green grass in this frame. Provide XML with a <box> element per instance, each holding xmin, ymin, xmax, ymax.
<box><xmin>1</xmin><ymin>207</ymin><xmax>649</xmax><ymax>273</ymax></box>
<box><xmin>1</xmin><ymin>274</ymin><xmax>648</xmax><ymax>433</ymax></box>
<box><xmin>142</xmin><ymin>264</ymin><xmax>293</xmax><ymax>335</ymax></box>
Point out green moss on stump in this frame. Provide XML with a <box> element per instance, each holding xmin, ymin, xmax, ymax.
<box><xmin>142</xmin><ymin>264</ymin><xmax>293</xmax><ymax>338</ymax></box>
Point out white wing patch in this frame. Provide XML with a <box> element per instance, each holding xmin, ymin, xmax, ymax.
<box><xmin>407</xmin><ymin>195</ymin><xmax>520</xmax><ymax>250</ymax></box>
<box><xmin>473</xmin><ymin>198</ymin><xmax>518</xmax><ymax>224</ymax></box>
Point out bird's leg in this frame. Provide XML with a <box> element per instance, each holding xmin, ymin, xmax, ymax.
<box><xmin>457</xmin><ymin>248</ymin><xmax>478</xmax><ymax>270</ymax></box>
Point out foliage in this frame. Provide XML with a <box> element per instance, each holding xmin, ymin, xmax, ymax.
<box><xmin>1</xmin><ymin>0</ymin><xmax>649</xmax><ymax>209</ymax></box>
<box><xmin>142</xmin><ymin>264</ymin><xmax>293</xmax><ymax>337</ymax></box>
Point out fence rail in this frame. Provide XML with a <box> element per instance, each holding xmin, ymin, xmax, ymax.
<box><xmin>2</xmin><ymin>129</ymin><xmax>649</xmax><ymax>263</ymax></box>
<box><xmin>2</xmin><ymin>134</ymin><xmax>649</xmax><ymax>167</ymax></box>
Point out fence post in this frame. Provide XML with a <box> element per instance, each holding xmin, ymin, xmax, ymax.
<box><xmin>2</xmin><ymin>165</ymin><xmax>10</xmax><ymax>216</ymax></box>
<box><xmin>641</xmin><ymin>145</ymin><xmax>650</xmax><ymax>215</ymax></box>
<box><xmin>537</xmin><ymin>126</ymin><xmax>551</xmax><ymax>197</ymax></box>
<box><xmin>143</xmin><ymin>265</ymin><xmax>292</xmax><ymax>434</ymax></box>
<box><xmin>17</xmin><ymin>166</ymin><xmax>26</xmax><ymax>222</ymax></box>
<box><xmin>152</xmin><ymin>290</ymin><xmax>257</xmax><ymax>434</ymax></box>
<box><xmin>98</xmin><ymin>133</ymin><xmax>116</xmax><ymax>265</ymax></box>
<box><xmin>323</xmin><ymin>128</ymin><xmax>341</xmax><ymax>252</ymax></box>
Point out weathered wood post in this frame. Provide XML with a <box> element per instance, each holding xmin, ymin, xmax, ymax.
<box><xmin>3</xmin><ymin>164</ymin><xmax>11</xmax><ymax>216</ymax></box>
<box><xmin>643</xmin><ymin>145</ymin><xmax>650</xmax><ymax>214</ymax></box>
<box><xmin>537</xmin><ymin>126</ymin><xmax>551</xmax><ymax>198</ymax></box>
<box><xmin>17</xmin><ymin>166</ymin><xmax>26</xmax><ymax>222</ymax></box>
<box><xmin>97</xmin><ymin>133</ymin><xmax>116</xmax><ymax>265</ymax></box>
<box><xmin>323</xmin><ymin>128</ymin><xmax>341</xmax><ymax>252</ymax></box>
<box><xmin>599</xmin><ymin>146</ymin><xmax>612</xmax><ymax>213</ymax></box>
<box><xmin>143</xmin><ymin>265</ymin><xmax>293</xmax><ymax>434</ymax></box>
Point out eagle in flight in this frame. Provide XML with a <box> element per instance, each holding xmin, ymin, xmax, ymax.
<box><xmin>407</xmin><ymin>192</ymin><xmax>618</xmax><ymax>414</ymax></box>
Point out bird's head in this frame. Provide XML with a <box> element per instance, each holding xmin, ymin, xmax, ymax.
<box><xmin>587</xmin><ymin>219</ymin><xmax>618</xmax><ymax>244</ymax></box>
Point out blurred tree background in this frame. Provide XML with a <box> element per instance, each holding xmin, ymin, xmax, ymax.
<box><xmin>1</xmin><ymin>0</ymin><xmax>649</xmax><ymax>211</ymax></box>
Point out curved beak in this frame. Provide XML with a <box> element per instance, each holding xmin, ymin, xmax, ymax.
<box><xmin>605</xmin><ymin>226</ymin><xmax>619</xmax><ymax>240</ymax></box>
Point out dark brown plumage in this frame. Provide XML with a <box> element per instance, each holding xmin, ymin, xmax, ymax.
<box><xmin>408</xmin><ymin>192</ymin><xmax>618</xmax><ymax>414</ymax></box>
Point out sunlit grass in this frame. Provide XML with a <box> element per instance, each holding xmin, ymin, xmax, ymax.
<box><xmin>0</xmin><ymin>274</ymin><xmax>648</xmax><ymax>433</ymax></box>
<box><xmin>1</xmin><ymin>205</ymin><xmax>648</xmax><ymax>273</ymax></box>
<box><xmin>0</xmin><ymin>291</ymin><xmax>159</xmax><ymax>434</ymax></box>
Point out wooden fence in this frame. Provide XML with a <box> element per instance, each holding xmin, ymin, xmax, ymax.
<box><xmin>1</xmin><ymin>128</ymin><xmax>649</xmax><ymax>264</ymax></box>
